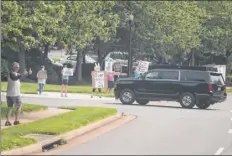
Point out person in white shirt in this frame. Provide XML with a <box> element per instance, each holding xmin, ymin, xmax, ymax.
<box><xmin>37</xmin><ymin>65</ymin><xmax>47</xmax><ymax>95</ymax></box>
<box><xmin>61</xmin><ymin>65</ymin><xmax>69</xmax><ymax>97</ymax></box>
<box><xmin>5</xmin><ymin>62</ymin><xmax>32</xmax><ymax>126</ymax></box>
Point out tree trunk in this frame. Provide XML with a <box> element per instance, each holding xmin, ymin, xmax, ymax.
<box><xmin>83</xmin><ymin>53</ymin><xmax>86</xmax><ymax>64</ymax></box>
<box><xmin>18</xmin><ymin>50</ymin><xmax>26</xmax><ymax>73</ymax></box>
<box><xmin>191</xmin><ymin>51</ymin><xmax>195</xmax><ymax>66</ymax></box>
<box><xmin>75</xmin><ymin>49</ymin><xmax>83</xmax><ymax>81</ymax></box>
<box><xmin>43</xmin><ymin>44</ymin><xmax>49</xmax><ymax>59</ymax></box>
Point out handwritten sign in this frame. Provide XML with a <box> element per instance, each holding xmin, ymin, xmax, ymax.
<box><xmin>105</xmin><ymin>61</ymin><xmax>113</xmax><ymax>72</ymax></box>
<box><xmin>114</xmin><ymin>62</ymin><xmax>122</xmax><ymax>73</ymax></box>
<box><xmin>137</xmin><ymin>61</ymin><xmax>150</xmax><ymax>73</ymax></box>
<box><xmin>37</xmin><ymin>70</ymin><xmax>47</xmax><ymax>79</ymax></box>
<box><xmin>92</xmin><ymin>71</ymin><xmax>107</xmax><ymax>88</ymax></box>
<box><xmin>63</xmin><ymin>68</ymin><xmax>74</xmax><ymax>76</ymax></box>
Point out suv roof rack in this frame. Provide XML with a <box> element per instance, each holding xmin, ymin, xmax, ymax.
<box><xmin>149</xmin><ymin>64</ymin><xmax>218</xmax><ymax>72</ymax></box>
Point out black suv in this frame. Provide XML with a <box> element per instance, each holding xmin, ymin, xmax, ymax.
<box><xmin>114</xmin><ymin>65</ymin><xmax>227</xmax><ymax>109</ymax></box>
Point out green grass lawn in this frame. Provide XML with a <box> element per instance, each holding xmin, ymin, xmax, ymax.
<box><xmin>1</xmin><ymin>82</ymin><xmax>114</xmax><ymax>97</ymax></box>
<box><xmin>1</xmin><ymin>107</ymin><xmax>117</xmax><ymax>151</ymax></box>
<box><xmin>227</xmin><ymin>87</ymin><xmax>232</xmax><ymax>93</ymax></box>
<box><xmin>1</xmin><ymin>102</ymin><xmax>47</xmax><ymax>119</ymax></box>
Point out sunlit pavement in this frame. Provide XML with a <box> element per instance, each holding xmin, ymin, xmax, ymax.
<box><xmin>1</xmin><ymin>94</ymin><xmax>232</xmax><ymax>155</ymax></box>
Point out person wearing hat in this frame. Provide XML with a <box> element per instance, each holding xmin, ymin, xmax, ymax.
<box><xmin>37</xmin><ymin>65</ymin><xmax>47</xmax><ymax>95</ymax></box>
<box><xmin>5</xmin><ymin>62</ymin><xmax>32</xmax><ymax>126</ymax></box>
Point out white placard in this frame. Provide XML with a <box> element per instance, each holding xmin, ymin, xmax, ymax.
<box><xmin>137</xmin><ymin>61</ymin><xmax>150</xmax><ymax>73</ymax></box>
<box><xmin>94</xmin><ymin>71</ymin><xmax>105</xmax><ymax>88</ymax></box>
<box><xmin>105</xmin><ymin>61</ymin><xmax>113</xmax><ymax>72</ymax></box>
<box><xmin>63</xmin><ymin>68</ymin><xmax>74</xmax><ymax>76</ymax></box>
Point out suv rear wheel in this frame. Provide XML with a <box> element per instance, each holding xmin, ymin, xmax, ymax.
<box><xmin>136</xmin><ymin>99</ymin><xmax>150</xmax><ymax>105</ymax></box>
<box><xmin>119</xmin><ymin>89</ymin><xmax>135</xmax><ymax>105</ymax></box>
<box><xmin>196</xmin><ymin>102</ymin><xmax>211</xmax><ymax>109</ymax></box>
<box><xmin>180</xmin><ymin>93</ymin><xmax>196</xmax><ymax>109</ymax></box>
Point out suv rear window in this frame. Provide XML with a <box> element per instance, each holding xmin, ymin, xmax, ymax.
<box><xmin>210</xmin><ymin>73</ymin><xmax>225</xmax><ymax>85</ymax></box>
<box><xmin>180</xmin><ymin>71</ymin><xmax>209</xmax><ymax>82</ymax></box>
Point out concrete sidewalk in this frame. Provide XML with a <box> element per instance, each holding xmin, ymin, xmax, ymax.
<box><xmin>1</xmin><ymin>92</ymin><xmax>115</xmax><ymax>101</ymax></box>
<box><xmin>1</xmin><ymin>108</ymin><xmax>71</xmax><ymax>129</ymax></box>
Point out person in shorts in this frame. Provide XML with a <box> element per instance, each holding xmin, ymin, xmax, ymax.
<box><xmin>106</xmin><ymin>71</ymin><xmax>115</xmax><ymax>93</ymax></box>
<box><xmin>5</xmin><ymin>62</ymin><xmax>32</xmax><ymax>126</ymax></box>
<box><xmin>61</xmin><ymin>65</ymin><xmax>69</xmax><ymax>97</ymax></box>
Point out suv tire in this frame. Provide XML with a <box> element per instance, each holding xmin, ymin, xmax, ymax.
<box><xmin>120</xmin><ymin>89</ymin><xmax>135</xmax><ymax>105</ymax></box>
<box><xmin>196</xmin><ymin>102</ymin><xmax>211</xmax><ymax>109</ymax></box>
<box><xmin>136</xmin><ymin>99</ymin><xmax>150</xmax><ymax>105</ymax></box>
<box><xmin>180</xmin><ymin>93</ymin><xmax>196</xmax><ymax>109</ymax></box>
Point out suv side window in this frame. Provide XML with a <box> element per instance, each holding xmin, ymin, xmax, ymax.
<box><xmin>145</xmin><ymin>71</ymin><xmax>159</xmax><ymax>79</ymax></box>
<box><xmin>145</xmin><ymin>70</ymin><xmax>179</xmax><ymax>80</ymax></box>
<box><xmin>180</xmin><ymin>71</ymin><xmax>208</xmax><ymax>82</ymax></box>
<box><xmin>159</xmin><ymin>71</ymin><xmax>179</xmax><ymax>80</ymax></box>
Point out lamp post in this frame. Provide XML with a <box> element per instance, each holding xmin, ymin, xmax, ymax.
<box><xmin>128</xmin><ymin>14</ymin><xmax>134</xmax><ymax>77</ymax></box>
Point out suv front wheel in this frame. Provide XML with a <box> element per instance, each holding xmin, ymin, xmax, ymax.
<box><xmin>136</xmin><ymin>99</ymin><xmax>150</xmax><ymax>105</ymax></box>
<box><xmin>119</xmin><ymin>89</ymin><xmax>135</xmax><ymax>105</ymax></box>
<box><xmin>180</xmin><ymin>93</ymin><xmax>196</xmax><ymax>109</ymax></box>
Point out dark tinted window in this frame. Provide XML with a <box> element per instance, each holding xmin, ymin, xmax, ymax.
<box><xmin>180</xmin><ymin>71</ymin><xmax>209</xmax><ymax>82</ymax></box>
<box><xmin>159</xmin><ymin>71</ymin><xmax>179</xmax><ymax>80</ymax></box>
<box><xmin>145</xmin><ymin>70</ymin><xmax>179</xmax><ymax>80</ymax></box>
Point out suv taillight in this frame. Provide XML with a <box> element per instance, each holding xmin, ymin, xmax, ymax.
<box><xmin>208</xmin><ymin>82</ymin><xmax>213</xmax><ymax>92</ymax></box>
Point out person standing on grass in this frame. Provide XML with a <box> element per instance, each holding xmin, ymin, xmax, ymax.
<box><xmin>5</xmin><ymin>62</ymin><xmax>32</xmax><ymax>126</ymax></box>
<box><xmin>91</xmin><ymin>63</ymin><xmax>103</xmax><ymax>98</ymax></box>
<box><xmin>37</xmin><ymin>65</ymin><xmax>47</xmax><ymax>95</ymax></box>
<box><xmin>61</xmin><ymin>65</ymin><xmax>69</xmax><ymax>97</ymax></box>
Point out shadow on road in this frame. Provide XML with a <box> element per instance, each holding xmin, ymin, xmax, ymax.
<box><xmin>103</xmin><ymin>102</ymin><xmax>218</xmax><ymax>111</ymax></box>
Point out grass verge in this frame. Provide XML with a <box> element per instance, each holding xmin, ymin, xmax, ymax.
<box><xmin>1</xmin><ymin>107</ymin><xmax>117</xmax><ymax>151</ymax></box>
<box><xmin>1</xmin><ymin>82</ymin><xmax>114</xmax><ymax>97</ymax></box>
<box><xmin>227</xmin><ymin>87</ymin><xmax>232</xmax><ymax>93</ymax></box>
<box><xmin>1</xmin><ymin>102</ymin><xmax>47</xmax><ymax>119</ymax></box>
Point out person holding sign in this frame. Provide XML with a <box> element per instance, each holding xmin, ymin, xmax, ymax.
<box><xmin>91</xmin><ymin>63</ymin><xmax>106</xmax><ymax>98</ymax></box>
<box><xmin>37</xmin><ymin>65</ymin><xmax>47</xmax><ymax>95</ymax></box>
<box><xmin>61</xmin><ymin>65</ymin><xmax>70</xmax><ymax>97</ymax></box>
<box><xmin>5</xmin><ymin>62</ymin><xmax>32</xmax><ymax>126</ymax></box>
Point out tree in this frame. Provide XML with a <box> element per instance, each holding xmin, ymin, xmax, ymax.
<box><xmin>63</xmin><ymin>1</ymin><xmax>119</xmax><ymax>81</ymax></box>
<box><xmin>1</xmin><ymin>1</ymin><xmax>37</xmax><ymax>72</ymax></box>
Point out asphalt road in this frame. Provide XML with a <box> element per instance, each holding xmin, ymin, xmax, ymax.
<box><xmin>1</xmin><ymin>95</ymin><xmax>232</xmax><ymax>155</ymax></box>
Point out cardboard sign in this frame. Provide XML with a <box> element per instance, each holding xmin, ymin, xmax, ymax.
<box><xmin>105</xmin><ymin>61</ymin><xmax>113</xmax><ymax>72</ymax></box>
<box><xmin>137</xmin><ymin>61</ymin><xmax>150</xmax><ymax>73</ymax></box>
<box><xmin>63</xmin><ymin>68</ymin><xmax>74</xmax><ymax>76</ymax></box>
<box><xmin>114</xmin><ymin>62</ymin><xmax>122</xmax><ymax>73</ymax></box>
<box><xmin>37</xmin><ymin>70</ymin><xmax>47</xmax><ymax>79</ymax></box>
<box><xmin>92</xmin><ymin>71</ymin><xmax>107</xmax><ymax>88</ymax></box>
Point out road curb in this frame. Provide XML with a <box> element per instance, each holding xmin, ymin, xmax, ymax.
<box><xmin>2</xmin><ymin>113</ymin><xmax>122</xmax><ymax>155</ymax></box>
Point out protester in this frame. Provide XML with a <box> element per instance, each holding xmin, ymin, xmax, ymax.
<box><xmin>36</xmin><ymin>65</ymin><xmax>47</xmax><ymax>95</ymax></box>
<box><xmin>91</xmin><ymin>63</ymin><xmax>103</xmax><ymax>98</ymax></box>
<box><xmin>61</xmin><ymin>65</ymin><xmax>69</xmax><ymax>97</ymax></box>
<box><xmin>106</xmin><ymin>71</ymin><xmax>115</xmax><ymax>93</ymax></box>
<box><xmin>5</xmin><ymin>62</ymin><xmax>32</xmax><ymax>126</ymax></box>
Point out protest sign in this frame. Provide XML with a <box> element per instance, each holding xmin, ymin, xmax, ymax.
<box><xmin>63</xmin><ymin>68</ymin><xmax>74</xmax><ymax>76</ymax></box>
<box><xmin>105</xmin><ymin>61</ymin><xmax>113</xmax><ymax>72</ymax></box>
<box><xmin>136</xmin><ymin>61</ymin><xmax>150</xmax><ymax>73</ymax></box>
<box><xmin>92</xmin><ymin>71</ymin><xmax>107</xmax><ymax>88</ymax></box>
<box><xmin>114</xmin><ymin>62</ymin><xmax>122</xmax><ymax>73</ymax></box>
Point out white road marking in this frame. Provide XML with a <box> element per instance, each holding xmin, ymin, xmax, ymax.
<box><xmin>230</xmin><ymin>110</ymin><xmax>232</xmax><ymax>113</ymax></box>
<box><xmin>228</xmin><ymin>129</ymin><xmax>232</xmax><ymax>134</ymax></box>
<box><xmin>215</xmin><ymin>147</ymin><xmax>224</xmax><ymax>155</ymax></box>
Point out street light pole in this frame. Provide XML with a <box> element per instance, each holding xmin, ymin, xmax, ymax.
<box><xmin>128</xmin><ymin>14</ymin><xmax>134</xmax><ymax>77</ymax></box>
